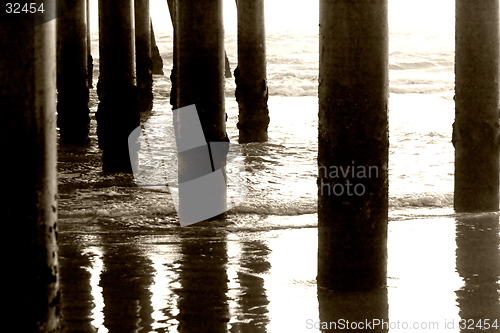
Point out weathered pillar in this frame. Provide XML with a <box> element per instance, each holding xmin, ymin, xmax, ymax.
<box><xmin>86</xmin><ymin>0</ymin><xmax>93</xmax><ymax>88</ymax></box>
<box><xmin>318</xmin><ymin>0</ymin><xmax>389</xmax><ymax>291</ymax></box>
<box><xmin>235</xmin><ymin>0</ymin><xmax>270</xmax><ymax>143</ymax></box>
<box><xmin>167</xmin><ymin>0</ymin><xmax>177</xmax><ymax>109</ymax></box>
<box><xmin>174</xmin><ymin>0</ymin><xmax>226</xmax><ymax>137</ymax></box>
<box><xmin>135</xmin><ymin>0</ymin><xmax>154</xmax><ymax>112</ymax></box>
<box><xmin>1</xmin><ymin>16</ymin><xmax>59</xmax><ymax>331</ymax></box>
<box><xmin>57</xmin><ymin>0</ymin><xmax>91</xmax><ymax>145</ymax></box>
<box><xmin>97</xmin><ymin>0</ymin><xmax>140</xmax><ymax>172</ymax></box>
<box><xmin>150</xmin><ymin>21</ymin><xmax>164</xmax><ymax>75</ymax></box>
<box><xmin>174</xmin><ymin>0</ymin><xmax>227</xmax><ymax>224</ymax></box>
<box><xmin>168</xmin><ymin>0</ymin><xmax>230</xmax><ymax>108</ymax></box>
<box><xmin>453</xmin><ymin>0</ymin><xmax>499</xmax><ymax>212</ymax></box>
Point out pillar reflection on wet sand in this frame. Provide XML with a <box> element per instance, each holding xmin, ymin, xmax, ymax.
<box><xmin>231</xmin><ymin>240</ymin><xmax>271</xmax><ymax>331</ymax></box>
<box><xmin>176</xmin><ymin>230</ymin><xmax>229</xmax><ymax>331</ymax></box>
<box><xmin>59</xmin><ymin>242</ymin><xmax>95</xmax><ymax>331</ymax></box>
<box><xmin>318</xmin><ymin>288</ymin><xmax>389</xmax><ymax>333</ymax></box>
<box><xmin>99</xmin><ymin>240</ymin><xmax>155</xmax><ymax>332</ymax></box>
<box><xmin>455</xmin><ymin>214</ymin><xmax>500</xmax><ymax>332</ymax></box>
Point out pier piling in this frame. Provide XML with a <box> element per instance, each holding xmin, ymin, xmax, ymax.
<box><xmin>135</xmin><ymin>0</ymin><xmax>154</xmax><ymax>112</ymax></box>
<box><xmin>235</xmin><ymin>0</ymin><xmax>270</xmax><ymax>143</ymax></box>
<box><xmin>454</xmin><ymin>0</ymin><xmax>500</xmax><ymax>212</ymax></box>
<box><xmin>174</xmin><ymin>0</ymin><xmax>226</xmax><ymax>145</ymax></box>
<box><xmin>167</xmin><ymin>0</ymin><xmax>177</xmax><ymax>109</ymax></box>
<box><xmin>96</xmin><ymin>0</ymin><xmax>140</xmax><ymax>172</ymax></box>
<box><xmin>174</xmin><ymin>0</ymin><xmax>227</xmax><ymax>223</ymax></box>
<box><xmin>86</xmin><ymin>0</ymin><xmax>93</xmax><ymax>88</ymax></box>
<box><xmin>1</xmin><ymin>16</ymin><xmax>59</xmax><ymax>330</ymax></box>
<box><xmin>317</xmin><ymin>0</ymin><xmax>389</xmax><ymax>291</ymax></box>
<box><xmin>57</xmin><ymin>0</ymin><xmax>91</xmax><ymax>145</ymax></box>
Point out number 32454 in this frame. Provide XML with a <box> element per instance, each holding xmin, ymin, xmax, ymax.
<box><xmin>5</xmin><ymin>3</ymin><xmax>45</xmax><ymax>14</ymax></box>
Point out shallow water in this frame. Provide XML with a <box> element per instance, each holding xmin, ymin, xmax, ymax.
<box><xmin>58</xmin><ymin>209</ymin><xmax>500</xmax><ymax>332</ymax></box>
<box><xmin>57</xmin><ymin>26</ymin><xmax>500</xmax><ymax>331</ymax></box>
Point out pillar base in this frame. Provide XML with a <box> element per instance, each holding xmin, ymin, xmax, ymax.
<box><xmin>138</xmin><ymin>84</ymin><xmax>154</xmax><ymax>113</ymax></box>
<box><xmin>235</xmin><ymin>67</ymin><xmax>270</xmax><ymax>143</ymax></box>
<box><xmin>57</xmin><ymin>83</ymin><xmax>90</xmax><ymax>145</ymax></box>
<box><xmin>96</xmin><ymin>84</ymin><xmax>139</xmax><ymax>173</ymax></box>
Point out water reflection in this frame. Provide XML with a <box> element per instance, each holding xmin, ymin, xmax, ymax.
<box><xmin>58</xmin><ymin>213</ymin><xmax>500</xmax><ymax>332</ymax></box>
<box><xmin>59</xmin><ymin>237</ymin><xmax>96</xmax><ymax>332</ymax></box>
<box><xmin>230</xmin><ymin>237</ymin><xmax>271</xmax><ymax>332</ymax></box>
<box><xmin>149</xmin><ymin>250</ymin><xmax>182</xmax><ymax>331</ymax></box>
<box><xmin>317</xmin><ymin>288</ymin><xmax>388</xmax><ymax>333</ymax></box>
<box><xmin>176</xmin><ymin>228</ymin><xmax>230</xmax><ymax>332</ymax></box>
<box><xmin>59</xmin><ymin>223</ymin><xmax>318</xmax><ymax>332</ymax></box>
<box><xmin>99</xmin><ymin>236</ymin><xmax>155</xmax><ymax>333</ymax></box>
<box><xmin>455</xmin><ymin>214</ymin><xmax>500</xmax><ymax>333</ymax></box>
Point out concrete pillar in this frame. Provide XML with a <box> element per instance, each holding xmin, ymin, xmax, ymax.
<box><xmin>453</xmin><ymin>0</ymin><xmax>500</xmax><ymax>212</ymax></box>
<box><xmin>57</xmin><ymin>0</ymin><xmax>91</xmax><ymax>145</ymax></box>
<box><xmin>235</xmin><ymin>0</ymin><xmax>270</xmax><ymax>143</ymax></box>
<box><xmin>318</xmin><ymin>0</ymin><xmax>389</xmax><ymax>291</ymax></box>
<box><xmin>97</xmin><ymin>0</ymin><xmax>140</xmax><ymax>172</ymax></box>
<box><xmin>174</xmin><ymin>0</ymin><xmax>228</xmax><ymax>223</ymax></box>
<box><xmin>135</xmin><ymin>0</ymin><xmax>154</xmax><ymax>112</ymax></box>
<box><xmin>86</xmin><ymin>0</ymin><xmax>93</xmax><ymax>89</ymax></box>
<box><xmin>168</xmin><ymin>0</ymin><xmax>230</xmax><ymax>107</ymax></box>
<box><xmin>0</xmin><ymin>16</ymin><xmax>59</xmax><ymax>331</ymax></box>
<box><xmin>150</xmin><ymin>21</ymin><xmax>164</xmax><ymax>75</ymax></box>
<box><xmin>174</xmin><ymin>0</ymin><xmax>226</xmax><ymax>139</ymax></box>
<box><xmin>167</xmin><ymin>0</ymin><xmax>177</xmax><ymax>109</ymax></box>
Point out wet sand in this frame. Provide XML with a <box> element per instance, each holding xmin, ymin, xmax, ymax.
<box><xmin>58</xmin><ymin>207</ymin><xmax>500</xmax><ymax>332</ymax></box>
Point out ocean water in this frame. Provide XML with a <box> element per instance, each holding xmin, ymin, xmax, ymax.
<box><xmin>82</xmin><ymin>29</ymin><xmax>456</xmax><ymax>219</ymax></box>
<box><xmin>57</xmin><ymin>26</ymin><xmax>500</xmax><ymax>332</ymax></box>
